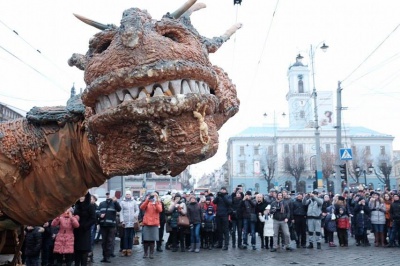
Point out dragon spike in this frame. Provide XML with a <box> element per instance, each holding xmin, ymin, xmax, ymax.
<box><xmin>185</xmin><ymin>2</ymin><xmax>206</xmax><ymax>17</ymax></box>
<box><xmin>171</xmin><ymin>0</ymin><xmax>197</xmax><ymax>19</ymax></box>
<box><xmin>221</xmin><ymin>23</ymin><xmax>243</xmax><ymax>40</ymax></box>
<box><xmin>73</xmin><ymin>13</ymin><xmax>109</xmax><ymax>30</ymax></box>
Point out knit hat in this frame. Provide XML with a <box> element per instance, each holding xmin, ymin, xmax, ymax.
<box><xmin>174</xmin><ymin>193</ymin><xmax>181</xmax><ymax>199</ymax></box>
<box><xmin>207</xmin><ymin>206</ymin><xmax>214</xmax><ymax>213</ymax></box>
<box><xmin>246</xmin><ymin>191</ymin><xmax>252</xmax><ymax>196</ymax></box>
<box><xmin>338</xmin><ymin>196</ymin><xmax>345</xmax><ymax>201</ymax></box>
<box><xmin>205</xmin><ymin>196</ymin><xmax>211</xmax><ymax>201</ymax></box>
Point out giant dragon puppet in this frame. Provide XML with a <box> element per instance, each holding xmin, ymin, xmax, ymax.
<box><xmin>0</xmin><ymin>0</ymin><xmax>240</xmax><ymax>260</ymax></box>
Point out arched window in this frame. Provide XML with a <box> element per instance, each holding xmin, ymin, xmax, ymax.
<box><xmin>298</xmin><ymin>79</ymin><xmax>304</xmax><ymax>93</ymax></box>
<box><xmin>300</xmin><ymin>110</ymin><xmax>305</xmax><ymax>118</ymax></box>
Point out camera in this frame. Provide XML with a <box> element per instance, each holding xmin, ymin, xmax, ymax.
<box><xmin>149</xmin><ymin>195</ymin><xmax>154</xmax><ymax>200</ymax></box>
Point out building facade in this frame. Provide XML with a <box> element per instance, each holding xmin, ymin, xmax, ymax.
<box><xmin>227</xmin><ymin>56</ymin><xmax>395</xmax><ymax>194</ymax></box>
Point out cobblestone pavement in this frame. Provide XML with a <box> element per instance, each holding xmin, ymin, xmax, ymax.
<box><xmin>91</xmin><ymin>234</ymin><xmax>399</xmax><ymax>266</ymax></box>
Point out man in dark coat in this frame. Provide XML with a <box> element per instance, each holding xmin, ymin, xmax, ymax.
<box><xmin>98</xmin><ymin>192</ymin><xmax>121</xmax><ymax>263</ymax></box>
<box><xmin>213</xmin><ymin>187</ymin><xmax>232</xmax><ymax>250</ymax></box>
<box><xmin>74</xmin><ymin>192</ymin><xmax>97</xmax><ymax>266</ymax></box>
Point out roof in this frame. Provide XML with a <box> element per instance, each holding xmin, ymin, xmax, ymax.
<box><xmin>232</xmin><ymin>125</ymin><xmax>393</xmax><ymax>139</ymax></box>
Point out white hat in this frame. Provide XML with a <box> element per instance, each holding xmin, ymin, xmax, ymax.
<box><xmin>265</xmin><ymin>205</ymin><xmax>271</xmax><ymax>210</ymax></box>
<box><xmin>125</xmin><ymin>191</ymin><xmax>132</xmax><ymax>196</ymax></box>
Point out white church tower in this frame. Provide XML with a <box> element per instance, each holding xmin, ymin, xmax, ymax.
<box><xmin>286</xmin><ymin>54</ymin><xmax>314</xmax><ymax>128</ymax></box>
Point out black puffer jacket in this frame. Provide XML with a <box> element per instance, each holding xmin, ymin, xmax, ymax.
<box><xmin>390</xmin><ymin>200</ymin><xmax>400</xmax><ymax>221</ymax></box>
<box><xmin>24</xmin><ymin>226</ymin><xmax>44</xmax><ymax>257</ymax></box>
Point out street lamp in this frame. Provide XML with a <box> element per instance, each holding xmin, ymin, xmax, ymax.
<box><xmin>310</xmin><ymin>42</ymin><xmax>329</xmax><ymax>190</ymax></box>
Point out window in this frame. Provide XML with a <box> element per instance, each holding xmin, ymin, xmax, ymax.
<box><xmin>239</xmin><ymin>162</ymin><xmax>245</xmax><ymax>174</ymax></box>
<box><xmin>268</xmin><ymin>145</ymin><xmax>274</xmax><ymax>156</ymax></box>
<box><xmin>240</xmin><ymin>146</ymin><xmax>244</xmax><ymax>156</ymax></box>
<box><xmin>254</xmin><ymin>146</ymin><xmax>259</xmax><ymax>155</ymax></box>
<box><xmin>299</xmin><ymin>110</ymin><xmax>305</xmax><ymax>119</ymax></box>
<box><xmin>365</xmin><ymin>146</ymin><xmax>371</xmax><ymax>155</ymax></box>
<box><xmin>284</xmin><ymin>144</ymin><xmax>289</xmax><ymax>154</ymax></box>
<box><xmin>326</xmin><ymin>144</ymin><xmax>331</xmax><ymax>153</ymax></box>
<box><xmin>298</xmin><ymin>80</ymin><xmax>304</xmax><ymax>93</ymax></box>
<box><xmin>298</xmin><ymin>144</ymin><xmax>304</xmax><ymax>154</ymax></box>
<box><xmin>380</xmin><ymin>146</ymin><xmax>386</xmax><ymax>155</ymax></box>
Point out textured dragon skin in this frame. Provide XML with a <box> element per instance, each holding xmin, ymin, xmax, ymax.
<box><xmin>0</xmin><ymin>1</ymin><xmax>240</xmax><ymax>227</ymax></box>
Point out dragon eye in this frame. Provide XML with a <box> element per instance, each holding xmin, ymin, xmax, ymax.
<box><xmin>94</xmin><ymin>40</ymin><xmax>112</xmax><ymax>54</ymax></box>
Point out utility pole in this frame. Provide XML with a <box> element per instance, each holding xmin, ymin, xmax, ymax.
<box><xmin>335</xmin><ymin>81</ymin><xmax>343</xmax><ymax>193</ymax></box>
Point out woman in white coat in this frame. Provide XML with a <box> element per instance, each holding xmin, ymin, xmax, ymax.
<box><xmin>258</xmin><ymin>205</ymin><xmax>274</xmax><ymax>249</ymax></box>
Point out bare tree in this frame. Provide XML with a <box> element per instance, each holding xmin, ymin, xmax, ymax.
<box><xmin>321</xmin><ymin>151</ymin><xmax>335</xmax><ymax>180</ymax></box>
<box><xmin>283</xmin><ymin>146</ymin><xmax>306</xmax><ymax>191</ymax></box>
<box><xmin>373</xmin><ymin>154</ymin><xmax>392</xmax><ymax>189</ymax></box>
<box><xmin>262</xmin><ymin>156</ymin><xmax>275</xmax><ymax>192</ymax></box>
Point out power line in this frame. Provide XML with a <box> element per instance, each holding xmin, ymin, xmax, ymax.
<box><xmin>0</xmin><ymin>44</ymin><xmax>69</xmax><ymax>93</ymax></box>
<box><xmin>342</xmin><ymin>22</ymin><xmax>400</xmax><ymax>85</ymax></box>
<box><xmin>243</xmin><ymin>0</ymin><xmax>281</xmax><ymax>105</ymax></box>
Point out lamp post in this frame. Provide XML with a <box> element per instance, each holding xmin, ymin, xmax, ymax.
<box><xmin>310</xmin><ymin>42</ymin><xmax>329</xmax><ymax>190</ymax></box>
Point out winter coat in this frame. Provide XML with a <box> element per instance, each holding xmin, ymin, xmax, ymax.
<box><xmin>336</xmin><ymin>215</ymin><xmax>350</xmax><ymax>229</ymax></box>
<box><xmin>120</xmin><ymin>198</ymin><xmax>139</xmax><ymax>228</ymax></box>
<box><xmin>24</xmin><ymin>227</ymin><xmax>44</xmax><ymax>257</ymax></box>
<box><xmin>353</xmin><ymin>203</ymin><xmax>371</xmax><ymax>236</ymax></box>
<box><xmin>369</xmin><ymin>199</ymin><xmax>386</xmax><ymax>225</ymax></box>
<box><xmin>74</xmin><ymin>193</ymin><xmax>97</xmax><ymax>252</ymax></box>
<box><xmin>239</xmin><ymin>198</ymin><xmax>257</xmax><ymax>220</ymax></box>
<box><xmin>98</xmin><ymin>199</ymin><xmax>121</xmax><ymax>227</ymax></box>
<box><xmin>270</xmin><ymin>200</ymin><xmax>290</xmax><ymax>221</ymax></box>
<box><xmin>230</xmin><ymin>195</ymin><xmax>243</xmax><ymax>220</ymax></box>
<box><xmin>203</xmin><ymin>213</ymin><xmax>216</xmax><ymax>232</ymax></box>
<box><xmin>303</xmin><ymin>195</ymin><xmax>323</xmax><ymax>219</ymax></box>
<box><xmin>52</xmin><ymin>214</ymin><xmax>79</xmax><ymax>254</ymax></box>
<box><xmin>259</xmin><ymin>214</ymin><xmax>274</xmax><ymax>237</ymax></box>
<box><xmin>187</xmin><ymin>202</ymin><xmax>203</xmax><ymax>225</ymax></box>
<box><xmin>390</xmin><ymin>200</ymin><xmax>400</xmax><ymax>221</ymax></box>
<box><xmin>213</xmin><ymin>193</ymin><xmax>232</xmax><ymax>217</ymax></box>
<box><xmin>140</xmin><ymin>199</ymin><xmax>162</xmax><ymax>226</ymax></box>
<box><xmin>324</xmin><ymin>206</ymin><xmax>337</xmax><ymax>232</ymax></box>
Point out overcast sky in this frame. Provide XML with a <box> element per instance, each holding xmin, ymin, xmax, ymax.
<box><xmin>1</xmin><ymin>0</ymin><xmax>399</xmax><ymax>179</ymax></box>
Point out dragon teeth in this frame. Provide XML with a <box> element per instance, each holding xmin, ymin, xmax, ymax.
<box><xmin>93</xmin><ymin>79</ymin><xmax>212</xmax><ymax>114</ymax></box>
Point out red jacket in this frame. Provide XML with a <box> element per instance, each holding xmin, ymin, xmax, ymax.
<box><xmin>52</xmin><ymin>215</ymin><xmax>79</xmax><ymax>254</ymax></box>
<box><xmin>337</xmin><ymin>216</ymin><xmax>350</xmax><ymax>229</ymax></box>
<box><xmin>140</xmin><ymin>200</ymin><xmax>162</xmax><ymax>226</ymax></box>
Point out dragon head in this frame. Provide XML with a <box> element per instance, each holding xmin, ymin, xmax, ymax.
<box><xmin>68</xmin><ymin>0</ymin><xmax>241</xmax><ymax>177</ymax></box>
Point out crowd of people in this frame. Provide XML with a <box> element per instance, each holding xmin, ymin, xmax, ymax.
<box><xmin>20</xmin><ymin>185</ymin><xmax>400</xmax><ymax>265</ymax></box>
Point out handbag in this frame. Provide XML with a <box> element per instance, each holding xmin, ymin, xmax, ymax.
<box><xmin>133</xmin><ymin>236</ymin><xmax>140</xmax><ymax>245</ymax></box>
<box><xmin>177</xmin><ymin>215</ymin><xmax>190</xmax><ymax>227</ymax></box>
<box><xmin>134</xmin><ymin>222</ymin><xmax>140</xmax><ymax>232</ymax></box>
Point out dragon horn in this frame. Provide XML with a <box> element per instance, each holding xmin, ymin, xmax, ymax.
<box><xmin>171</xmin><ymin>0</ymin><xmax>197</xmax><ymax>19</ymax></box>
<box><xmin>186</xmin><ymin>3</ymin><xmax>206</xmax><ymax>16</ymax></box>
<box><xmin>221</xmin><ymin>23</ymin><xmax>243</xmax><ymax>40</ymax></box>
<box><xmin>73</xmin><ymin>13</ymin><xmax>109</xmax><ymax>30</ymax></box>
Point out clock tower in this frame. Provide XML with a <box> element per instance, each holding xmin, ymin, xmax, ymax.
<box><xmin>286</xmin><ymin>54</ymin><xmax>313</xmax><ymax>128</ymax></box>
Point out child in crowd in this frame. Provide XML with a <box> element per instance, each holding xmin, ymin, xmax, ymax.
<box><xmin>336</xmin><ymin>207</ymin><xmax>350</xmax><ymax>247</ymax></box>
<box><xmin>258</xmin><ymin>205</ymin><xmax>274</xmax><ymax>249</ymax></box>
<box><xmin>203</xmin><ymin>206</ymin><xmax>216</xmax><ymax>250</ymax></box>
<box><xmin>24</xmin><ymin>225</ymin><xmax>44</xmax><ymax>266</ymax></box>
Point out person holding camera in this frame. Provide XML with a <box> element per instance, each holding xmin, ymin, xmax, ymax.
<box><xmin>269</xmin><ymin>192</ymin><xmax>293</xmax><ymax>252</ymax></box>
<box><xmin>168</xmin><ymin>193</ymin><xmax>187</xmax><ymax>252</ymax></box>
<box><xmin>239</xmin><ymin>191</ymin><xmax>257</xmax><ymax>250</ymax></box>
<box><xmin>140</xmin><ymin>192</ymin><xmax>163</xmax><ymax>258</ymax></box>
<box><xmin>213</xmin><ymin>187</ymin><xmax>232</xmax><ymax>250</ymax></box>
<box><xmin>302</xmin><ymin>190</ymin><xmax>323</xmax><ymax>249</ymax></box>
<box><xmin>353</xmin><ymin>196</ymin><xmax>371</xmax><ymax>246</ymax></box>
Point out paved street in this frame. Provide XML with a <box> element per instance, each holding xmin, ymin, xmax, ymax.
<box><xmin>91</xmin><ymin>234</ymin><xmax>398</xmax><ymax>266</ymax></box>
